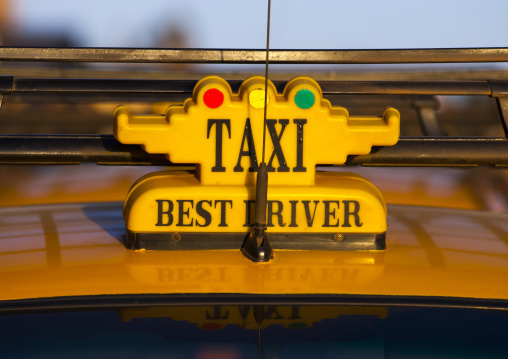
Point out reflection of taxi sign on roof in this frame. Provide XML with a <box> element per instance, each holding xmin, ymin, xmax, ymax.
<box><xmin>114</xmin><ymin>76</ymin><xmax>400</xmax><ymax>253</ymax></box>
<box><xmin>120</xmin><ymin>305</ymin><xmax>388</xmax><ymax>330</ymax></box>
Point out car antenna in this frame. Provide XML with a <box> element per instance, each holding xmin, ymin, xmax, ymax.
<box><xmin>241</xmin><ymin>0</ymin><xmax>274</xmax><ymax>263</ymax></box>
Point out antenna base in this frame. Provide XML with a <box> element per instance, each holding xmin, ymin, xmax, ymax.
<box><xmin>241</xmin><ymin>230</ymin><xmax>273</xmax><ymax>262</ymax></box>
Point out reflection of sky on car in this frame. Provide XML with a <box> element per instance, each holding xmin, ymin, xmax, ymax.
<box><xmin>12</xmin><ymin>0</ymin><xmax>508</xmax><ymax>49</ymax></box>
<box><xmin>0</xmin><ymin>165</ymin><xmax>164</xmax><ymax>206</ymax></box>
<box><xmin>334</xmin><ymin>167</ymin><xmax>465</xmax><ymax>197</ymax></box>
<box><xmin>17</xmin><ymin>166</ymin><xmax>155</xmax><ymax>197</ymax></box>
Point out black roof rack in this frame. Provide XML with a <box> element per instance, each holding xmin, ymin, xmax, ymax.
<box><xmin>0</xmin><ymin>77</ymin><xmax>494</xmax><ymax>96</ymax></box>
<box><xmin>1</xmin><ymin>46</ymin><xmax>508</xmax><ymax>167</ymax></box>
<box><xmin>0</xmin><ymin>135</ymin><xmax>506</xmax><ymax>167</ymax></box>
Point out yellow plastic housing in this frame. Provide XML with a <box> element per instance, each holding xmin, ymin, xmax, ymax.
<box><xmin>115</xmin><ymin>76</ymin><xmax>400</xmax><ymax>186</ymax></box>
<box><xmin>124</xmin><ymin>171</ymin><xmax>387</xmax><ymax>235</ymax></box>
<box><xmin>115</xmin><ymin>76</ymin><xmax>400</xmax><ymax>246</ymax></box>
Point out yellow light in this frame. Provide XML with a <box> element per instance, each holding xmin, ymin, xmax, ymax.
<box><xmin>248</xmin><ymin>88</ymin><xmax>269</xmax><ymax>108</ymax></box>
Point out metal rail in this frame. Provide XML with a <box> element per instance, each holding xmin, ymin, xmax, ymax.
<box><xmin>1</xmin><ymin>47</ymin><xmax>508</xmax><ymax>64</ymax></box>
<box><xmin>0</xmin><ymin>77</ymin><xmax>495</xmax><ymax>98</ymax></box>
<box><xmin>0</xmin><ymin>135</ymin><xmax>507</xmax><ymax>167</ymax></box>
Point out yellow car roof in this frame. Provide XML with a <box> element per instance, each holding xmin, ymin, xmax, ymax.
<box><xmin>1</xmin><ymin>202</ymin><xmax>508</xmax><ymax>308</ymax></box>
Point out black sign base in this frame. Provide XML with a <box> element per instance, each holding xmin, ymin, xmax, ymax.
<box><xmin>125</xmin><ymin>230</ymin><xmax>386</xmax><ymax>251</ymax></box>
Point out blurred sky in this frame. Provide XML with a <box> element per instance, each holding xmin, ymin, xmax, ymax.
<box><xmin>9</xmin><ymin>0</ymin><xmax>508</xmax><ymax>49</ymax></box>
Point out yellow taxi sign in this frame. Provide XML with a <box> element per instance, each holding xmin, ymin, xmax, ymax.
<box><xmin>115</xmin><ymin>76</ymin><xmax>400</xmax><ymax>186</ymax></box>
<box><xmin>114</xmin><ymin>76</ymin><xmax>400</xmax><ymax>252</ymax></box>
<box><xmin>120</xmin><ymin>305</ymin><xmax>387</xmax><ymax>330</ymax></box>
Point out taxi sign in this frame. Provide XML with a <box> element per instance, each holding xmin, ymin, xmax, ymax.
<box><xmin>120</xmin><ymin>305</ymin><xmax>388</xmax><ymax>330</ymax></box>
<box><xmin>114</xmin><ymin>76</ymin><xmax>400</xmax><ymax>252</ymax></box>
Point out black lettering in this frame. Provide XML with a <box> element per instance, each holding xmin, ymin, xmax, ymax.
<box><xmin>300</xmin><ymin>268</ymin><xmax>316</xmax><ymax>281</ymax></box>
<box><xmin>196</xmin><ymin>200</ymin><xmax>212</xmax><ymax>227</ymax></box>
<box><xmin>157</xmin><ymin>268</ymin><xmax>173</xmax><ymax>282</ymax></box>
<box><xmin>177</xmin><ymin>200</ymin><xmax>194</xmax><ymax>226</ymax></box>
<box><xmin>323</xmin><ymin>200</ymin><xmax>340</xmax><ymax>227</ymax></box>
<box><xmin>155</xmin><ymin>199</ymin><xmax>173</xmax><ymax>226</ymax></box>
<box><xmin>217</xmin><ymin>267</ymin><xmax>231</xmax><ymax>282</ymax></box>
<box><xmin>243</xmin><ymin>200</ymin><xmax>256</xmax><ymax>227</ymax></box>
<box><xmin>234</xmin><ymin>118</ymin><xmax>258</xmax><ymax>172</ymax></box>
<box><xmin>267</xmin><ymin>200</ymin><xmax>285</xmax><ymax>227</ymax></box>
<box><xmin>289</xmin><ymin>306</ymin><xmax>302</xmax><ymax>320</ymax></box>
<box><xmin>266</xmin><ymin>119</ymin><xmax>290</xmax><ymax>172</ymax></box>
<box><xmin>206</xmin><ymin>306</ymin><xmax>229</xmax><ymax>320</ymax></box>
<box><xmin>207</xmin><ymin>119</ymin><xmax>231</xmax><ymax>172</ymax></box>
<box><xmin>289</xmin><ymin>200</ymin><xmax>298</xmax><ymax>227</ymax></box>
<box><xmin>215</xmin><ymin>200</ymin><xmax>232</xmax><ymax>227</ymax></box>
<box><xmin>342</xmin><ymin>200</ymin><xmax>363</xmax><ymax>227</ymax></box>
<box><xmin>177</xmin><ymin>268</ymin><xmax>193</xmax><ymax>281</ymax></box>
<box><xmin>287</xmin><ymin>267</ymin><xmax>296</xmax><ymax>281</ymax></box>
<box><xmin>341</xmin><ymin>268</ymin><xmax>360</xmax><ymax>282</ymax></box>
<box><xmin>195</xmin><ymin>268</ymin><xmax>212</xmax><ymax>282</ymax></box>
<box><xmin>264</xmin><ymin>306</ymin><xmax>284</xmax><ymax>320</ymax></box>
<box><xmin>302</xmin><ymin>200</ymin><xmax>319</xmax><ymax>227</ymax></box>
<box><xmin>238</xmin><ymin>305</ymin><xmax>251</xmax><ymax>320</ymax></box>
<box><xmin>293</xmin><ymin>119</ymin><xmax>307</xmax><ymax>172</ymax></box>
<box><xmin>322</xmin><ymin>267</ymin><xmax>338</xmax><ymax>281</ymax></box>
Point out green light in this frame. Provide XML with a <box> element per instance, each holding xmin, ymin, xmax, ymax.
<box><xmin>288</xmin><ymin>322</ymin><xmax>308</xmax><ymax>330</ymax></box>
<box><xmin>295</xmin><ymin>89</ymin><xmax>315</xmax><ymax>109</ymax></box>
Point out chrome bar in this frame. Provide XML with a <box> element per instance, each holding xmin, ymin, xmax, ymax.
<box><xmin>1</xmin><ymin>47</ymin><xmax>508</xmax><ymax>64</ymax></box>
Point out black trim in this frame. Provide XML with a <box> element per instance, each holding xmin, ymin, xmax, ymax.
<box><xmin>1</xmin><ymin>294</ymin><xmax>508</xmax><ymax>314</ymax></box>
<box><xmin>125</xmin><ymin>230</ymin><xmax>386</xmax><ymax>251</ymax></box>
<box><xmin>0</xmin><ymin>78</ymin><xmax>493</xmax><ymax>96</ymax></box>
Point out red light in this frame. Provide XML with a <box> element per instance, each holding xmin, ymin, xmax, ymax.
<box><xmin>202</xmin><ymin>323</ymin><xmax>222</xmax><ymax>330</ymax></box>
<box><xmin>203</xmin><ymin>88</ymin><xmax>224</xmax><ymax>108</ymax></box>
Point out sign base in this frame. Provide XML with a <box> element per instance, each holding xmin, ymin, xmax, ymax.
<box><xmin>125</xmin><ymin>230</ymin><xmax>386</xmax><ymax>251</ymax></box>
